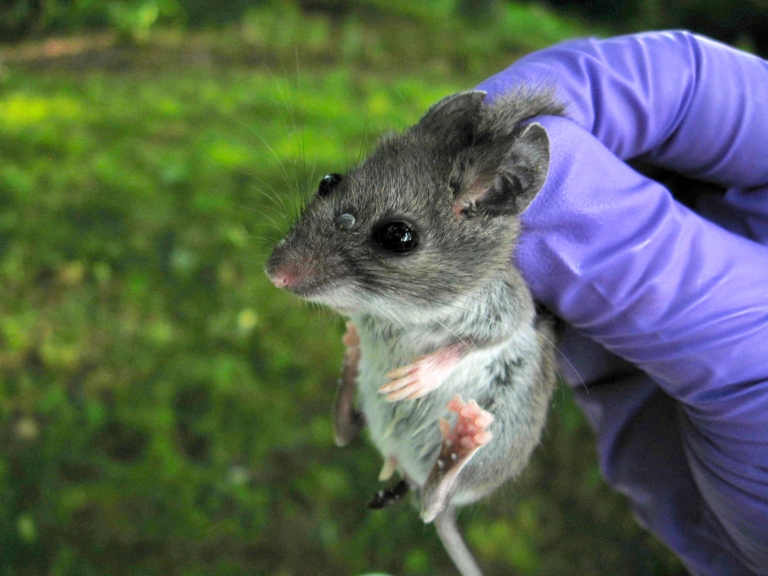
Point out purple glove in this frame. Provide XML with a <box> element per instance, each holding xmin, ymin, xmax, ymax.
<box><xmin>478</xmin><ymin>31</ymin><xmax>768</xmax><ymax>576</ymax></box>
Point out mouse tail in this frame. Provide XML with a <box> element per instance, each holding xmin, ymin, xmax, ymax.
<box><xmin>434</xmin><ymin>506</ymin><xmax>484</xmax><ymax>576</ymax></box>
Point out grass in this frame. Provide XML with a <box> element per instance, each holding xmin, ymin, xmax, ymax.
<box><xmin>0</xmin><ymin>3</ymin><xmax>682</xmax><ymax>575</ymax></box>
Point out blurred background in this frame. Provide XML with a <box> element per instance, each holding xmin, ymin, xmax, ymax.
<box><xmin>0</xmin><ymin>1</ymin><xmax>764</xmax><ymax>575</ymax></box>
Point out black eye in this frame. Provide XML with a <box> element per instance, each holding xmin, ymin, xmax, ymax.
<box><xmin>372</xmin><ymin>221</ymin><xmax>419</xmax><ymax>255</ymax></box>
<box><xmin>318</xmin><ymin>173</ymin><xmax>342</xmax><ymax>197</ymax></box>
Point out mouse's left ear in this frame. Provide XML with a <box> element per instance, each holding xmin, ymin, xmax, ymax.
<box><xmin>455</xmin><ymin>122</ymin><xmax>550</xmax><ymax>217</ymax></box>
<box><xmin>415</xmin><ymin>90</ymin><xmax>486</xmax><ymax>151</ymax></box>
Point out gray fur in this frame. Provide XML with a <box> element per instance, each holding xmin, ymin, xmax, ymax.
<box><xmin>266</xmin><ymin>88</ymin><xmax>562</xmax><ymax>575</ymax></box>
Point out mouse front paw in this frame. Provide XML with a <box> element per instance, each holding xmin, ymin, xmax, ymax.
<box><xmin>378</xmin><ymin>344</ymin><xmax>467</xmax><ymax>402</ymax></box>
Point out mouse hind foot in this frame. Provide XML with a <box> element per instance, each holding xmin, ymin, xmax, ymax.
<box><xmin>420</xmin><ymin>394</ymin><xmax>494</xmax><ymax>523</ymax></box>
<box><xmin>333</xmin><ymin>322</ymin><xmax>365</xmax><ymax>447</ymax></box>
<box><xmin>368</xmin><ymin>478</ymin><xmax>410</xmax><ymax>509</ymax></box>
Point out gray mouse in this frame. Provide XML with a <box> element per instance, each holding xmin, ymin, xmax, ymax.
<box><xmin>265</xmin><ymin>88</ymin><xmax>561</xmax><ymax>576</ymax></box>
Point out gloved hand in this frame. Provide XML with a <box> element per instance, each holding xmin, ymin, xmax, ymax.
<box><xmin>477</xmin><ymin>31</ymin><xmax>768</xmax><ymax>576</ymax></box>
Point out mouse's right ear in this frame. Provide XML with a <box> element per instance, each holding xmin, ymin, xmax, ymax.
<box><xmin>454</xmin><ymin>122</ymin><xmax>551</xmax><ymax>217</ymax></box>
<box><xmin>414</xmin><ymin>90</ymin><xmax>486</xmax><ymax>150</ymax></box>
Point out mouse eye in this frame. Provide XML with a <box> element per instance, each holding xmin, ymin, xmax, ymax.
<box><xmin>371</xmin><ymin>220</ymin><xmax>419</xmax><ymax>255</ymax></box>
<box><xmin>318</xmin><ymin>173</ymin><xmax>342</xmax><ymax>197</ymax></box>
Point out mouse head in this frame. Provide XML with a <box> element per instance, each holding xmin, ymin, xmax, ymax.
<box><xmin>265</xmin><ymin>90</ymin><xmax>555</xmax><ymax>320</ymax></box>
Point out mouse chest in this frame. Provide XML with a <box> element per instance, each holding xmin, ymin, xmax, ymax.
<box><xmin>353</xmin><ymin>331</ymin><xmax>495</xmax><ymax>486</ymax></box>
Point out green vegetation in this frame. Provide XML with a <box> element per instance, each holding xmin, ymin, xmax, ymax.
<box><xmin>0</xmin><ymin>3</ymin><xmax>685</xmax><ymax>575</ymax></box>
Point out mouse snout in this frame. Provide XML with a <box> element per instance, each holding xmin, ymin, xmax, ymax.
<box><xmin>266</xmin><ymin>261</ymin><xmax>317</xmax><ymax>291</ymax></box>
<box><xmin>269</xmin><ymin>267</ymin><xmax>299</xmax><ymax>288</ymax></box>
<box><xmin>269</xmin><ymin>269</ymin><xmax>292</xmax><ymax>288</ymax></box>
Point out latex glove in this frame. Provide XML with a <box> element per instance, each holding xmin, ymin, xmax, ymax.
<box><xmin>477</xmin><ymin>31</ymin><xmax>768</xmax><ymax>576</ymax></box>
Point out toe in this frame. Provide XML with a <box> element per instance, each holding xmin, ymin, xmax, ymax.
<box><xmin>446</xmin><ymin>394</ymin><xmax>465</xmax><ymax>413</ymax></box>
<box><xmin>378</xmin><ymin>375</ymin><xmax>414</xmax><ymax>394</ymax></box>
<box><xmin>385</xmin><ymin>361</ymin><xmax>420</xmax><ymax>379</ymax></box>
<box><xmin>474</xmin><ymin>430</ymin><xmax>493</xmax><ymax>445</ymax></box>
<box><xmin>385</xmin><ymin>383</ymin><xmax>419</xmax><ymax>402</ymax></box>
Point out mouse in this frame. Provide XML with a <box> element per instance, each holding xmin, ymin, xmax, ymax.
<box><xmin>265</xmin><ymin>87</ymin><xmax>561</xmax><ymax>576</ymax></box>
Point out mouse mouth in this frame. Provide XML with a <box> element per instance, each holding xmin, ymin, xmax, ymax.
<box><xmin>297</xmin><ymin>281</ymin><xmax>361</xmax><ymax>315</ymax></box>
<box><xmin>282</xmin><ymin>279</ymin><xmax>327</xmax><ymax>299</ymax></box>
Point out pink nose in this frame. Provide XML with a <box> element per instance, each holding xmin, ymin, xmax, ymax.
<box><xmin>270</xmin><ymin>270</ymin><xmax>294</xmax><ymax>288</ymax></box>
<box><xmin>268</xmin><ymin>265</ymin><xmax>315</xmax><ymax>289</ymax></box>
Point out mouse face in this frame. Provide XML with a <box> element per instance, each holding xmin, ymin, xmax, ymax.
<box><xmin>265</xmin><ymin>90</ymin><xmax>554</xmax><ymax>321</ymax></box>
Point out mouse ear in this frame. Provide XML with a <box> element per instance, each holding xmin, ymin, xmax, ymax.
<box><xmin>455</xmin><ymin>122</ymin><xmax>550</xmax><ymax>217</ymax></box>
<box><xmin>414</xmin><ymin>90</ymin><xmax>486</xmax><ymax>150</ymax></box>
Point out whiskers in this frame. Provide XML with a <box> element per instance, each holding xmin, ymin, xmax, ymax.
<box><xmin>536</xmin><ymin>327</ymin><xmax>586</xmax><ymax>393</ymax></box>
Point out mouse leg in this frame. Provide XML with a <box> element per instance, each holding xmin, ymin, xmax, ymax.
<box><xmin>420</xmin><ymin>394</ymin><xmax>494</xmax><ymax>523</ymax></box>
<box><xmin>378</xmin><ymin>343</ymin><xmax>467</xmax><ymax>402</ymax></box>
<box><xmin>378</xmin><ymin>455</ymin><xmax>398</xmax><ymax>481</ymax></box>
<box><xmin>333</xmin><ymin>322</ymin><xmax>365</xmax><ymax>447</ymax></box>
